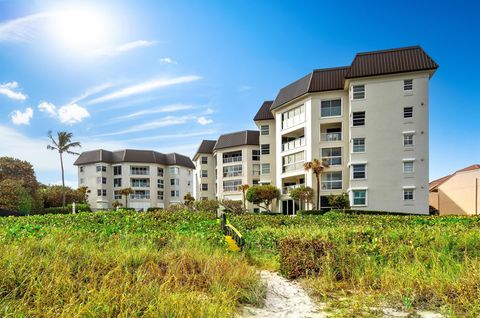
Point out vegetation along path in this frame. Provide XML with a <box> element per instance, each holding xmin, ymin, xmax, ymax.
<box><xmin>241</xmin><ymin>270</ymin><xmax>326</xmax><ymax>318</ymax></box>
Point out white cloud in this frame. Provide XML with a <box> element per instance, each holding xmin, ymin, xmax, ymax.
<box><xmin>126</xmin><ymin>130</ymin><xmax>218</xmax><ymax>142</ymax></box>
<box><xmin>0</xmin><ymin>12</ymin><xmax>52</xmax><ymax>42</ymax></box>
<box><xmin>93</xmin><ymin>40</ymin><xmax>156</xmax><ymax>57</ymax></box>
<box><xmin>95</xmin><ymin>115</ymin><xmax>195</xmax><ymax>137</ymax></box>
<box><xmin>238</xmin><ymin>85</ymin><xmax>253</xmax><ymax>92</ymax></box>
<box><xmin>38</xmin><ymin>101</ymin><xmax>90</xmax><ymax>124</ymax></box>
<box><xmin>86</xmin><ymin>75</ymin><xmax>202</xmax><ymax>105</ymax></box>
<box><xmin>197</xmin><ymin>116</ymin><xmax>213</xmax><ymax>126</ymax></box>
<box><xmin>114</xmin><ymin>104</ymin><xmax>195</xmax><ymax>121</ymax></box>
<box><xmin>10</xmin><ymin>107</ymin><xmax>33</xmax><ymax>125</ymax></box>
<box><xmin>203</xmin><ymin>108</ymin><xmax>215</xmax><ymax>115</ymax></box>
<box><xmin>38</xmin><ymin>101</ymin><xmax>57</xmax><ymax>117</ymax></box>
<box><xmin>70</xmin><ymin>82</ymin><xmax>114</xmax><ymax>104</ymax></box>
<box><xmin>0</xmin><ymin>82</ymin><xmax>27</xmax><ymax>100</ymax></box>
<box><xmin>159</xmin><ymin>57</ymin><xmax>178</xmax><ymax>64</ymax></box>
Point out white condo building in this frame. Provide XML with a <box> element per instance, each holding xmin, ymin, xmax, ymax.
<box><xmin>195</xmin><ymin>46</ymin><xmax>438</xmax><ymax>215</ymax></box>
<box><xmin>74</xmin><ymin>149</ymin><xmax>195</xmax><ymax>210</ymax></box>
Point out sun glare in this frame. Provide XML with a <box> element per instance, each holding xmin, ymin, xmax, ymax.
<box><xmin>49</xmin><ymin>7</ymin><xmax>111</xmax><ymax>52</ymax></box>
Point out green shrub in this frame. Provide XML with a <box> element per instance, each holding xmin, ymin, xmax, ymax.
<box><xmin>327</xmin><ymin>192</ymin><xmax>350</xmax><ymax>209</ymax></box>
<box><xmin>297</xmin><ymin>210</ymin><xmax>328</xmax><ymax>216</ymax></box>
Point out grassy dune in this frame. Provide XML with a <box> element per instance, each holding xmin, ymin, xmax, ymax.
<box><xmin>231</xmin><ymin>212</ymin><xmax>480</xmax><ymax>317</ymax></box>
<box><xmin>0</xmin><ymin>211</ymin><xmax>263</xmax><ymax>317</ymax></box>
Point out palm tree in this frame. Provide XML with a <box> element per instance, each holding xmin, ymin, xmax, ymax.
<box><xmin>303</xmin><ymin>158</ymin><xmax>329</xmax><ymax>210</ymax></box>
<box><xmin>238</xmin><ymin>184</ymin><xmax>250</xmax><ymax>211</ymax></box>
<box><xmin>120</xmin><ymin>188</ymin><xmax>134</xmax><ymax>208</ymax></box>
<box><xmin>47</xmin><ymin>131</ymin><xmax>81</xmax><ymax>207</ymax></box>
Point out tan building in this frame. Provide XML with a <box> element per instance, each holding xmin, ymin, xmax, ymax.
<box><xmin>74</xmin><ymin>149</ymin><xmax>194</xmax><ymax>211</ymax></box>
<box><xmin>429</xmin><ymin>165</ymin><xmax>480</xmax><ymax>215</ymax></box>
<box><xmin>194</xmin><ymin>131</ymin><xmax>262</xmax><ymax>212</ymax></box>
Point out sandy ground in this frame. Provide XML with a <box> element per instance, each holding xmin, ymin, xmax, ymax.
<box><xmin>240</xmin><ymin>271</ymin><xmax>444</xmax><ymax>318</ymax></box>
<box><xmin>241</xmin><ymin>270</ymin><xmax>326</xmax><ymax>318</ymax></box>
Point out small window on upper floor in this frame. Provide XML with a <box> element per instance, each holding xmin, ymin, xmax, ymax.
<box><xmin>321</xmin><ymin>99</ymin><xmax>342</xmax><ymax>117</ymax></box>
<box><xmin>352</xmin><ymin>85</ymin><xmax>365</xmax><ymax>99</ymax></box>
<box><xmin>113</xmin><ymin>166</ymin><xmax>122</xmax><ymax>176</ymax></box>
<box><xmin>79</xmin><ymin>166</ymin><xmax>84</xmax><ymax>173</ymax></box>
<box><xmin>404</xmin><ymin>79</ymin><xmax>413</xmax><ymax>91</ymax></box>
<box><xmin>252</xmin><ymin>150</ymin><xmax>260</xmax><ymax>161</ymax></box>
<box><xmin>260</xmin><ymin>125</ymin><xmax>269</xmax><ymax>135</ymax></box>
<box><xmin>403</xmin><ymin>188</ymin><xmax>414</xmax><ymax>200</ymax></box>
<box><xmin>201</xmin><ymin>170</ymin><xmax>208</xmax><ymax>178</ymax></box>
<box><xmin>169</xmin><ymin>167</ymin><xmax>179</xmax><ymax>175</ymax></box>
<box><xmin>352</xmin><ymin>112</ymin><xmax>365</xmax><ymax>126</ymax></box>
<box><xmin>201</xmin><ymin>156</ymin><xmax>208</xmax><ymax>164</ymax></box>
<box><xmin>404</xmin><ymin>107</ymin><xmax>413</xmax><ymax>118</ymax></box>
<box><xmin>403</xmin><ymin>161</ymin><xmax>414</xmax><ymax>174</ymax></box>
<box><xmin>403</xmin><ymin>134</ymin><xmax>414</xmax><ymax>147</ymax></box>
<box><xmin>261</xmin><ymin>144</ymin><xmax>270</xmax><ymax>155</ymax></box>
<box><xmin>352</xmin><ymin>138</ymin><xmax>365</xmax><ymax>153</ymax></box>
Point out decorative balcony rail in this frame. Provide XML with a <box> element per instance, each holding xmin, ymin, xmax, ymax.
<box><xmin>282</xmin><ymin>137</ymin><xmax>306</xmax><ymax>152</ymax></box>
<box><xmin>282</xmin><ymin>183</ymin><xmax>305</xmax><ymax>195</ymax></box>
<box><xmin>223</xmin><ymin>156</ymin><xmax>242</xmax><ymax>163</ymax></box>
<box><xmin>320</xmin><ymin>132</ymin><xmax>342</xmax><ymax>141</ymax></box>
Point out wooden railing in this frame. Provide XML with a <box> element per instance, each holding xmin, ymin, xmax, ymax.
<box><xmin>220</xmin><ymin>213</ymin><xmax>244</xmax><ymax>249</ymax></box>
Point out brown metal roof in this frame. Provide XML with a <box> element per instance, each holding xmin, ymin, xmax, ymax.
<box><xmin>271</xmin><ymin>67</ymin><xmax>349</xmax><ymax>110</ymax></box>
<box><xmin>213</xmin><ymin>130</ymin><xmax>259</xmax><ymax>150</ymax></box>
<box><xmin>192</xmin><ymin>140</ymin><xmax>216</xmax><ymax>160</ymax></box>
<box><xmin>74</xmin><ymin>149</ymin><xmax>195</xmax><ymax>169</ymax></box>
<box><xmin>345</xmin><ymin>46</ymin><xmax>438</xmax><ymax>79</ymax></box>
<box><xmin>253</xmin><ymin>100</ymin><xmax>274</xmax><ymax>121</ymax></box>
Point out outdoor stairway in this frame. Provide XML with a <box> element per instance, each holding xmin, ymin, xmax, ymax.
<box><xmin>225</xmin><ymin>235</ymin><xmax>241</xmax><ymax>251</ymax></box>
<box><xmin>220</xmin><ymin>213</ymin><xmax>244</xmax><ymax>252</ymax></box>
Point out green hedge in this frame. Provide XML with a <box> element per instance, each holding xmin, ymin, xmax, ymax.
<box><xmin>298</xmin><ymin>210</ymin><xmax>328</xmax><ymax>216</ymax></box>
<box><xmin>298</xmin><ymin>209</ymin><xmax>426</xmax><ymax>216</ymax></box>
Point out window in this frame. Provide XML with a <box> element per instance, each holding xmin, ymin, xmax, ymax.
<box><xmin>169</xmin><ymin>167</ymin><xmax>179</xmax><ymax>175</ymax></box>
<box><xmin>97</xmin><ymin>189</ymin><xmax>107</xmax><ymax>197</ymax></box>
<box><xmin>261</xmin><ymin>144</ymin><xmax>270</xmax><ymax>155</ymax></box>
<box><xmin>352</xmin><ymin>138</ymin><xmax>365</xmax><ymax>153</ymax></box>
<box><xmin>403</xmin><ymin>161</ymin><xmax>414</xmax><ymax>173</ymax></box>
<box><xmin>404</xmin><ymin>79</ymin><xmax>413</xmax><ymax>91</ymax></box>
<box><xmin>321</xmin><ymin>171</ymin><xmax>342</xmax><ymax>190</ymax></box>
<box><xmin>96</xmin><ymin>165</ymin><xmax>106</xmax><ymax>172</ymax></box>
<box><xmin>157</xmin><ymin>168</ymin><xmax>164</xmax><ymax>177</ymax></box>
<box><xmin>281</xmin><ymin>104</ymin><xmax>305</xmax><ymax>129</ymax></box>
<box><xmin>113</xmin><ymin>178</ymin><xmax>122</xmax><ymax>187</ymax></box>
<box><xmin>201</xmin><ymin>156</ymin><xmax>208</xmax><ymax>164</ymax></box>
<box><xmin>403</xmin><ymin>188</ymin><xmax>414</xmax><ymax>200</ymax></box>
<box><xmin>131</xmin><ymin>178</ymin><xmax>149</xmax><ymax>187</ymax></box>
<box><xmin>157</xmin><ymin>191</ymin><xmax>164</xmax><ymax>200</ymax></box>
<box><xmin>80</xmin><ymin>178</ymin><xmax>84</xmax><ymax>184</ymax></box>
<box><xmin>322</xmin><ymin>147</ymin><xmax>342</xmax><ymax>165</ymax></box>
<box><xmin>262</xmin><ymin>163</ymin><xmax>270</xmax><ymax>174</ymax></box>
<box><xmin>79</xmin><ymin>166</ymin><xmax>84</xmax><ymax>172</ymax></box>
<box><xmin>223</xmin><ymin>165</ymin><xmax>242</xmax><ymax>177</ymax></box>
<box><xmin>97</xmin><ymin>177</ymin><xmax>107</xmax><ymax>184</ymax></box>
<box><xmin>260</xmin><ymin>125</ymin><xmax>269</xmax><ymax>135</ymax></box>
<box><xmin>113</xmin><ymin>166</ymin><xmax>122</xmax><ymax>175</ymax></box>
<box><xmin>171</xmin><ymin>190</ymin><xmax>179</xmax><ymax>197</ymax></box>
<box><xmin>157</xmin><ymin>179</ymin><xmax>164</xmax><ymax>189</ymax></box>
<box><xmin>352</xmin><ymin>112</ymin><xmax>365</xmax><ymax>126</ymax></box>
<box><xmin>352</xmin><ymin>164</ymin><xmax>366</xmax><ymax>179</ymax></box>
<box><xmin>188</xmin><ymin>170</ymin><xmax>192</xmax><ymax>175</ymax></box>
<box><xmin>223</xmin><ymin>180</ymin><xmax>242</xmax><ymax>192</ymax></box>
<box><xmin>170</xmin><ymin>178</ymin><xmax>180</xmax><ymax>186</ymax></box>
<box><xmin>253</xmin><ymin>208</ymin><xmax>260</xmax><ymax>213</ymax></box>
<box><xmin>114</xmin><ymin>190</ymin><xmax>122</xmax><ymax>200</ymax></box>
<box><xmin>352</xmin><ymin>85</ymin><xmax>365</xmax><ymax>99</ymax></box>
<box><xmin>223</xmin><ymin>151</ymin><xmax>242</xmax><ymax>163</ymax></box>
<box><xmin>282</xmin><ymin>151</ymin><xmax>305</xmax><ymax>172</ymax></box>
<box><xmin>253</xmin><ymin>164</ymin><xmax>261</xmax><ymax>176</ymax></box>
<box><xmin>201</xmin><ymin>184</ymin><xmax>208</xmax><ymax>191</ymax></box>
<box><xmin>403</xmin><ymin>134</ymin><xmax>414</xmax><ymax>147</ymax></box>
<box><xmin>201</xmin><ymin>170</ymin><xmax>208</xmax><ymax>178</ymax></box>
<box><xmin>253</xmin><ymin>180</ymin><xmax>260</xmax><ymax>185</ymax></box>
<box><xmin>97</xmin><ymin>189</ymin><xmax>102</xmax><ymax>197</ymax></box>
<box><xmin>352</xmin><ymin>190</ymin><xmax>367</xmax><ymax>206</ymax></box>
<box><xmin>131</xmin><ymin>166</ymin><xmax>149</xmax><ymax>175</ymax></box>
<box><xmin>252</xmin><ymin>150</ymin><xmax>260</xmax><ymax>161</ymax></box>
<box><xmin>321</xmin><ymin>99</ymin><xmax>341</xmax><ymax>117</ymax></box>
<box><xmin>404</xmin><ymin>107</ymin><xmax>413</xmax><ymax>118</ymax></box>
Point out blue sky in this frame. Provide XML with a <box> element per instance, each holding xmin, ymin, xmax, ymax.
<box><xmin>0</xmin><ymin>0</ymin><xmax>479</xmax><ymax>186</ymax></box>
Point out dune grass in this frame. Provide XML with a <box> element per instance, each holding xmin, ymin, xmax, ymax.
<box><xmin>0</xmin><ymin>211</ymin><xmax>264</xmax><ymax>317</ymax></box>
<box><xmin>230</xmin><ymin>212</ymin><xmax>480</xmax><ymax>317</ymax></box>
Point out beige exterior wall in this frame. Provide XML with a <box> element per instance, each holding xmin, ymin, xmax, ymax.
<box><xmin>255</xmin><ymin>119</ymin><xmax>277</xmax><ymax>211</ymax></box>
<box><xmin>194</xmin><ymin>154</ymin><xmax>216</xmax><ymax>200</ymax></box>
<box><xmin>436</xmin><ymin>170</ymin><xmax>480</xmax><ymax>215</ymax></box>
<box><xmin>214</xmin><ymin>145</ymin><xmax>260</xmax><ymax>212</ymax></box>
<box><xmin>429</xmin><ymin>191</ymin><xmax>439</xmax><ymax>210</ymax></box>
<box><xmin>78</xmin><ymin>162</ymin><xmax>193</xmax><ymax>211</ymax></box>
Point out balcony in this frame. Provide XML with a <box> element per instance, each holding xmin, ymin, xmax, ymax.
<box><xmin>223</xmin><ymin>156</ymin><xmax>242</xmax><ymax>164</ymax></box>
<box><xmin>282</xmin><ymin>162</ymin><xmax>304</xmax><ymax>173</ymax></box>
<box><xmin>320</xmin><ymin>132</ymin><xmax>342</xmax><ymax>142</ymax></box>
<box><xmin>282</xmin><ymin>137</ymin><xmax>306</xmax><ymax>152</ymax></box>
<box><xmin>223</xmin><ymin>171</ymin><xmax>242</xmax><ymax>177</ymax></box>
<box><xmin>282</xmin><ymin>183</ymin><xmax>305</xmax><ymax>195</ymax></box>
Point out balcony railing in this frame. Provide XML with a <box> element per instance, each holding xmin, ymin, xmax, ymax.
<box><xmin>282</xmin><ymin>161</ymin><xmax>305</xmax><ymax>173</ymax></box>
<box><xmin>320</xmin><ymin>132</ymin><xmax>342</xmax><ymax>142</ymax></box>
<box><xmin>223</xmin><ymin>171</ymin><xmax>242</xmax><ymax>177</ymax></box>
<box><xmin>282</xmin><ymin>183</ymin><xmax>305</xmax><ymax>195</ymax></box>
<box><xmin>282</xmin><ymin>115</ymin><xmax>305</xmax><ymax>130</ymax></box>
<box><xmin>321</xmin><ymin>181</ymin><xmax>342</xmax><ymax>190</ymax></box>
<box><xmin>130</xmin><ymin>194</ymin><xmax>150</xmax><ymax>200</ymax></box>
<box><xmin>131</xmin><ymin>170</ymin><xmax>149</xmax><ymax>175</ymax></box>
<box><xmin>282</xmin><ymin>137</ymin><xmax>305</xmax><ymax>152</ymax></box>
<box><xmin>223</xmin><ymin>156</ymin><xmax>242</xmax><ymax>164</ymax></box>
<box><xmin>253</xmin><ymin>171</ymin><xmax>261</xmax><ymax>176</ymax></box>
<box><xmin>323</xmin><ymin>156</ymin><xmax>342</xmax><ymax>166</ymax></box>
